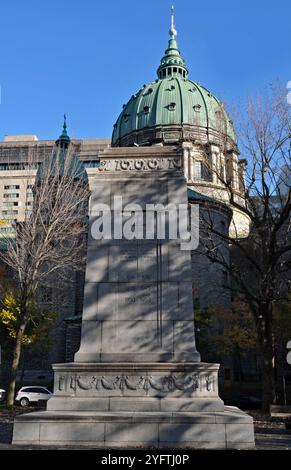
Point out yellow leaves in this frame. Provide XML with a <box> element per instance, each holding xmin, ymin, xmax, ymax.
<box><xmin>1</xmin><ymin>292</ymin><xmax>21</xmax><ymax>316</ymax></box>
<box><xmin>22</xmin><ymin>333</ymin><xmax>37</xmax><ymax>345</ymax></box>
<box><xmin>0</xmin><ymin>293</ymin><xmax>19</xmax><ymax>324</ymax></box>
<box><xmin>0</xmin><ymin>292</ymin><xmax>23</xmax><ymax>342</ymax></box>
<box><xmin>0</xmin><ymin>289</ymin><xmax>58</xmax><ymax>347</ymax></box>
<box><xmin>1</xmin><ymin>309</ymin><xmax>17</xmax><ymax>324</ymax></box>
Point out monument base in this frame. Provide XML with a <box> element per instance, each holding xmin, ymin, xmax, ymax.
<box><xmin>12</xmin><ymin>362</ymin><xmax>255</xmax><ymax>448</ymax></box>
<box><xmin>13</xmin><ymin>409</ymin><xmax>254</xmax><ymax>449</ymax></box>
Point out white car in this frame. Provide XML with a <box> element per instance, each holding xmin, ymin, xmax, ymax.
<box><xmin>0</xmin><ymin>389</ymin><xmax>6</xmax><ymax>402</ymax></box>
<box><xmin>15</xmin><ymin>386</ymin><xmax>52</xmax><ymax>407</ymax></box>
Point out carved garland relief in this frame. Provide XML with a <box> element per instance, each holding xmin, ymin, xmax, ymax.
<box><xmin>58</xmin><ymin>373</ymin><xmax>216</xmax><ymax>394</ymax></box>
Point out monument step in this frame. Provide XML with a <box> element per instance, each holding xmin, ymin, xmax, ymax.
<box><xmin>13</xmin><ymin>407</ymin><xmax>255</xmax><ymax>449</ymax></box>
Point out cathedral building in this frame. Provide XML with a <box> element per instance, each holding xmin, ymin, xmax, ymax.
<box><xmin>0</xmin><ymin>7</ymin><xmax>250</xmax><ymax>384</ymax></box>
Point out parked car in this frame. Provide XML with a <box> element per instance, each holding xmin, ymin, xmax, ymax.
<box><xmin>225</xmin><ymin>395</ymin><xmax>262</xmax><ymax>410</ymax></box>
<box><xmin>15</xmin><ymin>386</ymin><xmax>52</xmax><ymax>407</ymax></box>
<box><xmin>0</xmin><ymin>389</ymin><xmax>6</xmax><ymax>403</ymax></box>
<box><xmin>285</xmin><ymin>416</ymin><xmax>291</xmax><ymax>430</ymax></box>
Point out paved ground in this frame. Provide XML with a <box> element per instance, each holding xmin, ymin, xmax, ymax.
<box><xmin>0</xmin><ymin>411</ymin><xmax>290</xmax><ymax>450</ymax></box>
<box><xmin>255</xmin><ymin>424</ymin><xmax>291</xmax><ymax>450</ymax></box>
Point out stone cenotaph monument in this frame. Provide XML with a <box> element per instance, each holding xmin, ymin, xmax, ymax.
<box><xmin>13</xmin><ymin>147</ymin><xmax>255</xmax><ymax>448</ymax></box>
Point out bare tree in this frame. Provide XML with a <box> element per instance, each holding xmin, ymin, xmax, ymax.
<box><xmin>0</xmin><ymin>141</ymin><xmax>89</xmax><ymax>406</ymax></box>
<box><xmin>197</xmin><ymin>83</ymin><xmax>291</xmax><ymax>410</ymax></box>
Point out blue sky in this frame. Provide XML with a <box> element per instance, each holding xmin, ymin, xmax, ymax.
<box><xmin>0</xmin><ymin>0</ymin><xmax>290</xmax><ymax>141</ymax></box>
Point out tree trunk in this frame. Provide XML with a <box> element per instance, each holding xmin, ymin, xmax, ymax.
<box><xmin>256</xmin><ymin>304</ymin><xmax>277</xmax><ymax>411</ymax></box>
<box><xmin>19</xmin><ymin>346</ymin><xmax>26</xmax><ymax>387</ymax></box>
<box><xmin>6</xmin><ymin>321</ymin><xmax>27</xmax><ymax>407</ymax></box>
<box><xmin>258</xmin><ymin>343</ymin><xmax>277</xmax><ymax>410</ymax></box>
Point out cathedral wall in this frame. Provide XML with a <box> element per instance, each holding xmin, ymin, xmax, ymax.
<box><xmin>191</xmin><ymin>202</ymin><xmax>232</xmax><ymax>310</ymax></box>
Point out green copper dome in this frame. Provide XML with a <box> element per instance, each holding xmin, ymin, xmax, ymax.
<box><xmin>112</xmin><ymin>7</ymin><xmax>235</xmax><ymax>147</ymax></box>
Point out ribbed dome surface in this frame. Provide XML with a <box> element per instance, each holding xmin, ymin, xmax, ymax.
<box><xmin>112</xmin><ymin>78</ymin><xmax>235</xmax><ymax>146</ymax></box>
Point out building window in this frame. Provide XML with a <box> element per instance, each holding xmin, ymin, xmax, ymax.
<box><xmin>26</xmin><ymin>192</ymin><xmax>33</xmax><ymax>198</ymax></box>
<box><xmin>3</xmin><ymin>193</ymin><xmax>19</xmax><ymax>198</ymax></box>
<box><xmin>0</xmin><ymin>227</ymin><xmax>15</xmax><ymax>233</ymax></box>
<box><xmin>168</xmin><ymin>102</ymin><xmax>176</xmax><ymax>111</ymax></box>
<box><xmin>4</xmin><ymin>185</ymin><xmax>20</xmax><ymax>190</ymax></box>
<box><xmin>193</xmin><ymin>104</ymin><xmax>201</xmax><ymax>112</ymax></box>
<box><xmin>1</xmin><ymin>218</ymin><xmax>17</xmax><ymax>223</ymax></box>
<box><xmin>3</xmin><ymin>201</ymin><xmax>18</xmax><ymax>207</ymax></box>
<box><xmin>26</xmin><ymin>201</ymin><xmax>33</xmax><ymax>206</ymax></box>
<box><xmin>2</xmin><ymin>210</ymin><xmax>18</xmax><ymax>215</ymax></box>
<box><xmin>27</xmin><ymin>184</ymin><xmax>34</xmax><ymax>189</ymax></box>
<box><xmin>193</xmin><ymin>161</ymin><xmax>202</xmax><ymax>179</ymax></box>
<box><xmin>0</xmin><ymin>163</ymin><xmax>38</xmax><ymax>171</ymax></box>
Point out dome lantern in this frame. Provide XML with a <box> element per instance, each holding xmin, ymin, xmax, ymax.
<box><xmin>56</xmin><ymin>114</ymin><xmax>71</xmax><ymax>149</ymax></box>
<box><xmin>157</xmin><ymin>5</ymin><xmax>188</xmax><ymax>80</ymax></box>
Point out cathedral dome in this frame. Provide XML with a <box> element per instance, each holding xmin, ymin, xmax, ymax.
<box><xmin>112</xmin><ymin>78</ymin><xmax>235</xmax><ymax>147</ymax></box>
<box><xmin>112</xmin><ymin>7</ymin><xmax>235</xmax><ymax>148</ymax></box>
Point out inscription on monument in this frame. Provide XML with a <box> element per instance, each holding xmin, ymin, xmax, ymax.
<box><xmin>98</xmin><ymin>158</ymin><xmax>182</xmax><ymax>172</ymax></box>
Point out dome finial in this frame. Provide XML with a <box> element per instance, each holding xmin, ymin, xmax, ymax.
<box><xmin>63</xmin><ymin>113</ymin><xmax>67</xmax><ymax>133</ymax></box>
<box><xmin>157</xmin><ymin>2</ymin><xmax>188</xmax><ymax>80</ymax></box>
<box><xmin>170</xmin><ymin>2</ymin><xmax>177</xmax><ymax>38</ymax></box>
<box><xmin>56</xmin><ymin>113</ymin><xmax>71</xmax><ymax>148</ymax></box>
